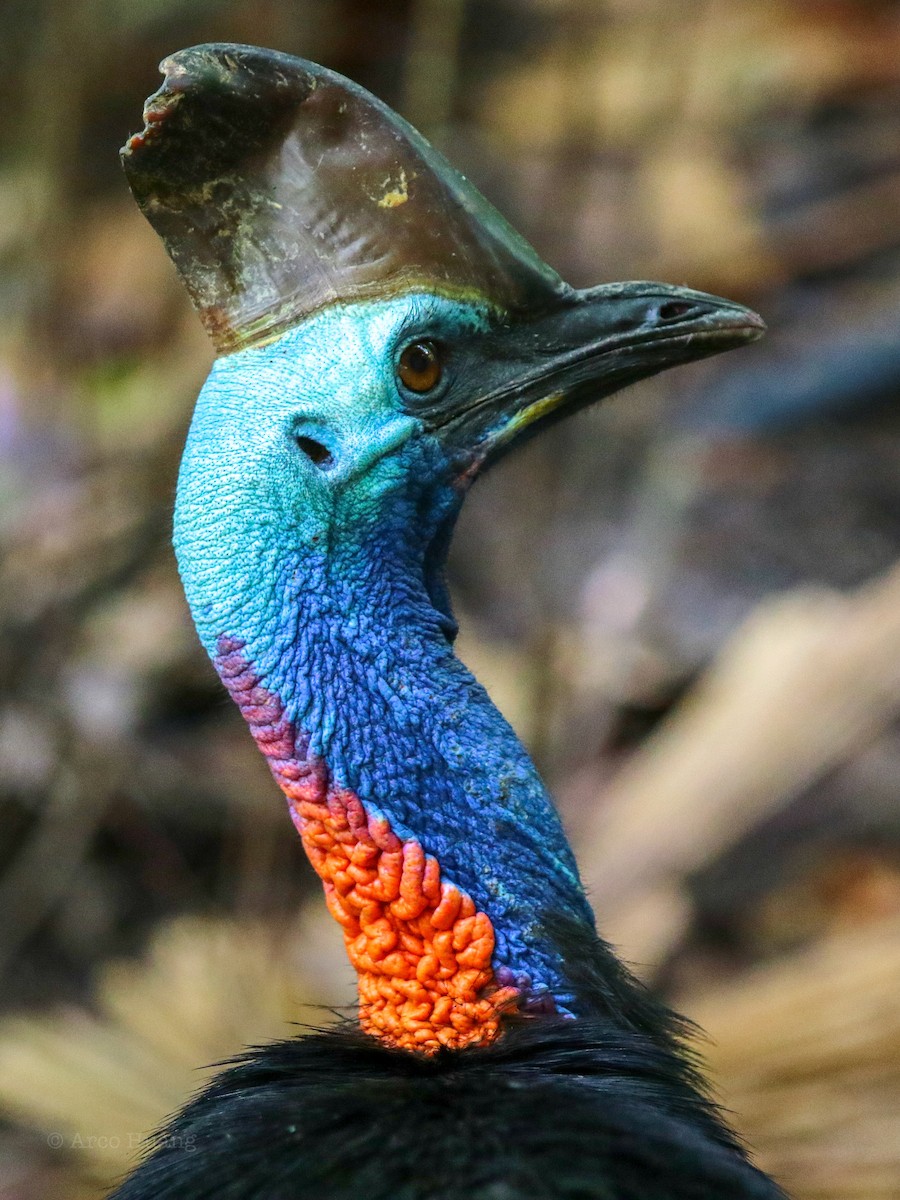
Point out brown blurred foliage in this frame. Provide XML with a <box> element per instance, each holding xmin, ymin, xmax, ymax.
<box><xmin>1</xmin><ymin>1</ymin><xmax>900</xmax><ymax>1197</ymax></box>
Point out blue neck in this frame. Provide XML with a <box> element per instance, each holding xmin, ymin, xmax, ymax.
<box><xmin>238</xmin><ymin>538</ymin><xmax>593</xmax><ymax>1010</ymax></box>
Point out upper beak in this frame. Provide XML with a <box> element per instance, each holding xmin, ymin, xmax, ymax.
<box><xmin>428</xmin><ymin>281</ymin><xmax>765</xmax><ymax>477</ymax></box>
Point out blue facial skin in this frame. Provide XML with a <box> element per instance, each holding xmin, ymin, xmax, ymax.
<box><xmin>174</xmin><ymin>292</ymin><xmax>596</xmax><ymax>1013</ymax></box>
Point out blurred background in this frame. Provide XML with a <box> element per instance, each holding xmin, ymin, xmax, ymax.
<box><xmin>2</xmin><ymin>1</ymin><xmax>900</xmax><ymax>1196</ymax></box>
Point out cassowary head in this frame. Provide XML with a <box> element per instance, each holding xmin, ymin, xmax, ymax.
<box><xmin>123</xmin><ymin>44</ymin><xmax>762</xmax><ymax>659</ymax></box>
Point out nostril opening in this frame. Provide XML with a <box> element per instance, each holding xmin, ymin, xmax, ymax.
<box><xmin>656</xmin><ymin>300</ymin><xmax>695</xmax><ymax>322</ymax></box>
<box><xmin>296</xmin><ymin>435</ymin><xmax>335</xmax><ymax>469</ymax></box>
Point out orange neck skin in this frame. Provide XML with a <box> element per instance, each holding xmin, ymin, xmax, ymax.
<box><xmin>290</xmin><ymin>787</ymin><xmax>520</xmax><ymax>1051</ymax></box>
<box><xmin>216</xmin><ymin>635</ymin><xmax>519</xmax><ymax>1054</ymax></box>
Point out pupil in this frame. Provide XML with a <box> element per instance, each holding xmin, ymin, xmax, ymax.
<box><xmin>399</xmin><ymin>340</ymin><xmax>441</xmax><ymax>392</ymax></box>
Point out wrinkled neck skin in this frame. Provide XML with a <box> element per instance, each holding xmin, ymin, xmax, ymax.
<box><xmin>175</xmin><ymin>298</ymin><xmax>595</xmax><ymax>1052</ymax></box>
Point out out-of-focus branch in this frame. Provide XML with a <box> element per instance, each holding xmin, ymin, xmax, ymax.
<box><xmin>0</xmin><ymin>915</ymin><xmax>339</xmax><ymax>1184</ymax></box>
<box><xmin>582</xmin><ymin>561</ymin><xmax>900</xmax><ymax>966</ymax></box>
<box><xmin>683</xmin><ymin>916</ymin><xmax>900</xmax><ymax>1200</ymax></box>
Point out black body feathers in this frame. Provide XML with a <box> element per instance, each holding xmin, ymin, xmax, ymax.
<box><xmin>109</xmin><ymin>920</ymin><xmax>786</xmax><ymax>1199</ymax></box>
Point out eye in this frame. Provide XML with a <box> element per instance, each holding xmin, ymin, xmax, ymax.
<box><xmin>295</xmin><ymin>435</ymin><xmax>335</xmax><ymax>469</ymax></box>
<box><xmin>397</xmin><ymin>340</ymin><xmax>442</xmax><ymax>393</ymax></box>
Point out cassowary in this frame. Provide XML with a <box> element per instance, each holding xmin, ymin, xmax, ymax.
<box><xmin>114</xmin><ymin>44</ymin><xmax>783</xmax><ymax>1200</ymax></box>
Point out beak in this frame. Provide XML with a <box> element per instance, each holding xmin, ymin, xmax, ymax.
<box><xmin>425</xmin><ymin>281</ymin><xmax>765</xmax><ymax>477</ymax></box>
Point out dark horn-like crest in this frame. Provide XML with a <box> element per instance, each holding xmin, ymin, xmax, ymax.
<box><xmin>121</xmin><ymin>44</ymin><xmax>569</xmax><ymax>354</ymax></box>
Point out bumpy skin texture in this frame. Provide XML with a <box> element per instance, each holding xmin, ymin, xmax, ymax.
<box><xmin>110</xmin><ymin>921</ymin><xmax>787</xmax><ymax>1200</ymax></box>
<box><xmin>217</xmin><ymin>636</ymin><xmax>520</xmax><ymax>1051</ymax></box>
<box><xmin>175</xmin><ymin>294</ymin><xmax>596</xmax><ymax>1039</ymax></box>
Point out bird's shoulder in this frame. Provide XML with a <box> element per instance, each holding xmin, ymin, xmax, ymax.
<box><xmin>110</xmin><ymin>924</ymin><xmax>787</xmax><ymax>1200</ymax></box>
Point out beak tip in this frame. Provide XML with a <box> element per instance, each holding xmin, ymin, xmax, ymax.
<box><xmin>706</xmin><ymin>300</ymin><xmax>766</xmax><ymax>348</ymax></box>
<box><xmin>744</xmin><ymin>308</ymin><xmax>767</xmax><ymax>338</ymax></box>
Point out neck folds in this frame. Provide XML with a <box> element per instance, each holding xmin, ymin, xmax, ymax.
<box><xmin>212</xmin><ymin>568</ymin><xmax>594</xmax><ymax>1053</ymax></box>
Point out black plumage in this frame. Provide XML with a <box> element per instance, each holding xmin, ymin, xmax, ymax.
<box><xmin>111</xmin><ymin>921</ymin><xmax>785</xmax><ymax>1199</ymax></box>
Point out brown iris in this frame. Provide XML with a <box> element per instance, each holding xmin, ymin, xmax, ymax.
<box><xmin>398</xmin><ymin>340</ymin><xmax>442</xmax><ymax>393</ymax></box>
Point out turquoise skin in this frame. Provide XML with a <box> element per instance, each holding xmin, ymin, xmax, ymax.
<box><xmin>174</xmin><ymin>292</ymin><xmax>595</xmax><ymax>1013</ymax></box>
